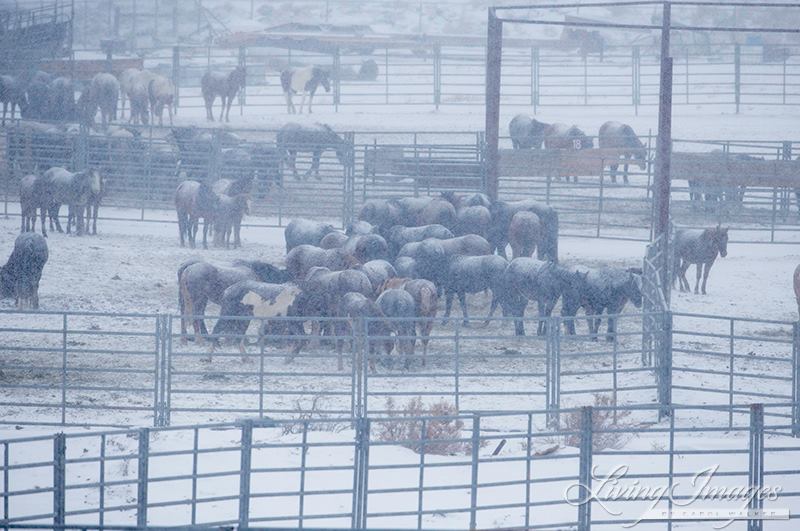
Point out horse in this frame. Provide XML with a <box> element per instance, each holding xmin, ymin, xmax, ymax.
<box><xmin>673</xmin><ymin>226</ymin><xmax>729</xmax><ymax>295</ymax></box>
<box><xmin>577</xmin><ymin>267</ymin><xmax>642</xmax><ymax>341</ymax></box>
<box><xmin>508</xmin><ymin>114</ymin><xmax>550</xmax><ymax>149</ymax></box>
<box><xmin>174</xmin><ymin>180</ymin><xmax>219</xmax><ymax>249</ymax></box>
<box><xmin>81</xmin><ymin>73</ymin><xmax>120</xmax><ymax>128</ymax></box>
<box><xmin>598</xmin><ymin>121</ymin><xmax>647</xmax><ymax>184</ymax></box>
<box><xmin>201</xmin><ymin>66</ymin><xmax>246</xmax><ymax>122</ymax></box>
<box><xmin>148</xmin><ymin>74</ymin><xmax>175</xmax><ymax>126</ymax></box>
<box><xmin>280</xmin><ymin>66</ymin><xmax>331</xmax><ymax>114</ymax></box>
<box><xmin>275</xmin><ymin>122</ymin><xmax>349</xmax><ymax>180</ymax></box>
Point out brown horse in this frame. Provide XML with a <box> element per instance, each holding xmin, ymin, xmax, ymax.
<box><xmin>201</xmin><ymin>66</ymin><xmax>246</xmax><ymax>122</ymax></box>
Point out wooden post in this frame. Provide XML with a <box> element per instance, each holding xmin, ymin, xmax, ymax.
<box><xmin>653</xmin><ymin>2</ymin><xmax>673</xmax><ymax>303</ymax></box>
<box><xmin>484</xmin><ymin>8</ymin><xmax>502</xmax><ymax>203</ymax></box>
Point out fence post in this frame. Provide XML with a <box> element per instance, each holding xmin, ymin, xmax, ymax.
<box><xmin>747</xmin><ymin>404</ymin><xmax>764</xmax><ymax>531</ymax></box>
<box><xmin>136</xmin><ymin>428</ymin><xmax>149</xmax><ymax>527</ymax></box>
<box><xmin>793</xmin><ymin>322</ymin><xmax>800</xmax><ymax>437</ymax></box>
<box><xmin>577</xmin><ymin>406</ymin><xmax>593</xmax><ymax>531</ymax></box>
<box><xmin>531</xmin><ymin>47</ymin><xmax>539</xmax><ymax>112</ymax></box>
<box><xmin>658</xmin><ymin>311</ymin><xmax>673</xmax><ymax>421</ymax></box>
<box><xmin>172</xmin><ymin>46</ymin><xmax>180</xmax><ymax>112</ymax></box>
<box><xmin>469</xmin><ymin>414</ymin><xmax>480</xmax><ymax>530</ymax></box>
<box><xmin>238</xmin><ymin>46</ymin><xmax>246</xmax><ymax>115</ymax></box>
<box><xmin>433</xmin><ymin>44</ymin><xmax>441</xmax><ymax>110</ymax></box>
<box><xmin>333</xmin><ymin>46</ymin><xmax>341</xmax><ymax>112</ymax></box>
<box><xmin>238</xmin><ymin>420</ymin><xmax>253</xmax><ymax>527</ymax></box>
<box><xmin>53</xmin><ymin>433</ymin><xmax>66</xmax><ymax>528</ymax></box>
<box><xmin>734</xmin><ymin>44</ymin><xmax>741</xmax><ymax>114</ymax></box>
<box><xmin>61</xmin><ymin>313</ymin><xmax>68</xmax><ymax>425</ymax></box>
<box><xmin>546</xmin><ymin>317</ymin><xmax>561</xmax><ymax>428</ymax></box>
<box><xmin>352</xmin><ymin>416</ymin><xmax>370</xmax><ymax>528</ymax></box>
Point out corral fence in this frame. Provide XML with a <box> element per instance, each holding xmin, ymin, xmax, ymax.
<box><xmin>2</xmin><ymin>308</ymin><xmax>799</xmax><ymax>433</ymax></box>
<box><xmin>0</xmin><ymin>403</ymin><xmax>797</xmax><ymax>529</ymax></box>
<box><xmin>3</xmin><ymin>122</ymin><xmax>800</xmax><ymax>243</ymax></box>
<box><xmin>55</xmin><ymin>40</ymin><xmax>800</xmax><ymax>113</ymax></box>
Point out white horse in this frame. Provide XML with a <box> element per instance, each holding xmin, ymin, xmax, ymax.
<box><xmin>280</xmin><ymin>66</ymin><xmax>330</xmax><ymax>114</ymax></box>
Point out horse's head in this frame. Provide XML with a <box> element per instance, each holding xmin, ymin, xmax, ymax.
<box><xmin>634</xmin><ymin>147</ymin><xmax>649</xmax><ymax>170</ymax></box>
<box><xmin>314</xmin><ymin>67</ymin><xmax>331</xmax><ymax>93</ymax></box>
<box><xmin>714</xmin><ymin>226</ymin><xmax>729</xmax><ymax>257</ymax></box>
<box><xmin>560</xmin><ymin>267</ymin><xmax>588</xmax><ymax>316</ymax></box>
<box><xmin>626</xmin><ymin>271</ymin><xmax>643</xmax><ymax>308</ymax></box>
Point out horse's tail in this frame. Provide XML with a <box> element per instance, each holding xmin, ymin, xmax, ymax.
<box><xmin>280</xmin><ymin>70</ymin><xmax>292</xmax><ymax>94</ymax></box>
<box><xmin>418</xmin><ymin>283</ymin><xmax>437</xmax><ymax>318</ymax></box>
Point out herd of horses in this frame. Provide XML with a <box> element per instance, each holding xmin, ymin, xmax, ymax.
<box><xmin>169</xmin><ymin>191</ymin><xmax>731</xmax><ymax>369</ymax></box>
<box><xmin>0</xmin><ymin>62</ymin><xmax>331</xmax><ymax>130</ymax></box>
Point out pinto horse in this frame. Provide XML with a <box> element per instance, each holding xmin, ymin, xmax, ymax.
<box><xmin>201</xmin><ymin>66</ymin><xmax>246</xmax><ymax>122</ymax></box>
<box><xmin>673</xmin><ymin>226</ymin><xmax>729</xmax><ymax>295</ymax></box>
<box><xmin>280</xmin><ymin>66</ymin><xmax>330</xmax><ymax>114</ymax></box>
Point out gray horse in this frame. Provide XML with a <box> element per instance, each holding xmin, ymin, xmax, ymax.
<box><xmin>509</xmin><ymin>114</ymin><xmax>550</xmax><ymax>149</ymax></box>
<box><xmin>598</xmin><ymin>121</ymin><xmax>647</xmax><ymax>184</ymax></box>
<box><xmin>576</xmin><ymin>267</ymin><xmax>642</xmax><ymax>341</ymax></box>
<box><xmin>201</xmin><ymin>66</ymin><xmax>246</xmax><ymax>122</ymax></box>
<box><xmin>673</xmin><ymin>227</ymin><xmax>729</xmax><ymax>295</ymax></box>
<box><xmin>276</xmin><ymin>123</ymin><xmax>349</xmax><ymax>180</ymax></box>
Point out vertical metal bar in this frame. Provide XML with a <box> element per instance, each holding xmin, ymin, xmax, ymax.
<box><xmin>793</xmin><ymin>322</ymin><xmax>800</xmax><ymax>437</ymax></box>
<box><xmin>238</xmin><ymin>420</ymin><xmax>253</xmax><ymax>527</ymax></box>
<box><xmin>734</xmin><ymin>44</ymin><xmax>741</xmax><ymax>114</ymax></box>
<box><xmin>433</xmin><ymin>44</ymin><xmax>441</xmax><ymax>110</ymax></box>
<box><xmin>469</xmin><ymin>414</ymin><xmax>480</xmax><ymax>530</ymax></box>
<box><xmin>238</xmin><ymin>46</ymin><xmax>246</xmax><ymax>115</ymax></box>
<box><xmin>612</xmin><ymin>333</ymin><xmax>618</xmax><ymax>423</ymax></box>
<box><xmin>299</xmin><ymin>421</ymin><xmax>308</xmax><ymax>528</ymax></box>
<box><xmin>770</xmin><ymin>189</ymin><xmax>777</xmax><ymax>243</ymax></box>
<box><xmin>416</xmin><ymin>419</ymin><xmax>427</xmax><ymax>530</ymax></box>
<box><xmin>99</xmin><ymin>433</ymin><xmax>105</xmax><ymax>527</ymax></box>
<box><xmin>484</xmin><ymin>8</ymin><xmax>502</xmax><ymax>203</ymax></box>
<box><xmin>172</xmin><ymin>46</ymin><xmax>180</xmax><ymax>110</ymax></box>
<box><xmin>583</xmin><ymin>53</ymin><xmax>588</xmax><ymax>105</ymax></box>
<box><xmin>596</xmin><ymin>170</ymin><xmax>604</xmax><ymax>238</ymax></box>
<box><xmin>454</xmin><ymin>324</ymin><xmax>460</xmax><ymax>411</ymax></box>
<box><xmin>53</xmin><ymin>433</ymin><xmax>66</xmax><ymax>528</ymax></box>
<box><xmin>524</xmin><ymin>413</ymin><xmax>532</xmax><ymax>529</ymax></box>
<box><xmin>685</xmin><ymin>48</ymin><xmax>690</xmax><ymax>104</ymax></box>
<box><xmin>165</xmin><ymin>315</ymin><xmax>172</xmax><ymax>426</ymax></box>
<box><xmin>3</xmin><ymin>442</ymin><xmax>8</xmax><ymax>528</ymax></box>
<box><xmin>333</xmin><ymin>46</ymin><xmax>341</xmax><ymax>112</ymax></box>
<box><xmin>577</xmin><ymin>407</ymin><xmax>593</xmax><ymax>531</ymax></box>
<box><xmin>259</xmin><ymin>341</ymin><xmax>265</xmax><ymax>419</ymax></box>
<box><xmin>137</xmin><ymin>428</ymin><xmax>149</xmax><ymax>527</ymax></box>
<box><xmin>533</xmin><ymin>47</ymin><xmax>540</xmax><ymax>111</ymax></box>
<box><xmin>659</xmin><ymin>312</ymin><xmax>673</xmax><ymax>420</ymax></box>
<box><xmin>783</xmin><ymin>55</ymin><xmax>787</xmax><ymax>105</ymax></box>
<box><xmin>384</xmin><ymin>47</ymin><xmax>389</xmax><ymax>105</ymax></box>
<box><xmin>748</xmin><ymin>404</ymin><xmax>764</xmax><ymax>531</ymax></box>
<box><xmin>667</xmin><ymin>409</ymin><xmax>675</xmax><ymax>531</ymax></box>
<box><xmin>191</xmin><ymin>428</ymin><xmax>199</xmax><ymax>525</ymax></box>
<box><xmin>729</xmin><ymin>319</ymin><xmax>735</xmax><ymax>429</ymax></box>
<box><xmin>61</xmin><ymin>313</ymin><xmax>67</xmax><ymax>425</ymax></box>
<box><xmin>153</xmin><ymin>316</ymin><xmax>160</xmax><ymax>426</ymax></box>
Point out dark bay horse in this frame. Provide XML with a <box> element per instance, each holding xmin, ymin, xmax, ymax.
<box><xmin>673</xmin><ymin>226</ymin><xmax>729</xmax><ymax>295</ymax></box>
<box><xmin>201</xmin><ymin>66</ymin><xmax>246</xmax><ymax>122</ymax></box>
<box><xmin>598</xmin><ymin>121</ymin><xmax>648</xmax><ymax>184</ymax></box>
<box><xmin>280</xmin><ymin>66</ymin><xmax>330</xmax><ymax>114</ymax></box>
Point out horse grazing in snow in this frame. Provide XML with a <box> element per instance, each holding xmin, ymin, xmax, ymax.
<box><xmin>280</xmin><ymin>66</ymin><xmax>330</xmax><ymax>114</ymax></box>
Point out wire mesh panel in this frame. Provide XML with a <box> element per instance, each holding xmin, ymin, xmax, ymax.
<box><xmin>0</xmin><ymin>310</ymin><xmax>161</xmax><ymax>427</ymax></box>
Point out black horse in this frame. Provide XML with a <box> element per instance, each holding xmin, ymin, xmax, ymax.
<box><xmin>280</xmin><ymin>66</ymin><xmax>331</xmax><ymax>114</ymax></box>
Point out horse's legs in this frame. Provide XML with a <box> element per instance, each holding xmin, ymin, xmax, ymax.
<box><xmin>288</xmin><ymin>151</ymin><xmax>299</xmax><ymax>179</ymax></box>
<box><xmin>458</xmin><ymin>291</ymin><xmax>469</xmax><ymax>326</ymax></box>
<box><xmin>442</xmin><ymin>291</ymin><xmax>455</xmax><ymax>323</ymax></box>
<box><xmin>177</xmin><ymin>212</ymin><xmax>186</xmax><ymax>246</ymax></box>
<box><xmin>204</xmin><ymin>95</ymin><xmax>214</xmax><ymax>121</ymax></box>
<box><xmin>2</xmin><ymin>101</ymin><xmax>7</xmax><ymax>125</ymax></box>
<box><xmin>298</xmin><ymin>92</ymin><xmax>307</xmax><ymax>114</ymax></box>
<box><xmin>694</xmin><ymin>263</ymin><xmax>702</xmax><ymax>294</ymax></box>
<box><xmin>225</xmin><ymin>96</ymin><xmax>233</xmax><ymax>122</ymax></box>
<box><xmin>91</xmin><ymin>204</ymin><xmax>98</xmax><ymax>235</ymax></box>
<box><xmin>202</xmin><ymin>217</ymin><xmax>210</xmax><ymax>249</ymax></box>
<box><xmin>701</xmin><ymin>259</ymin><xmax>715</xmax><ymax>295</ymax></box>
<box><xmin>284</xmin><ymin>91</ymin><xmax>293</xmax><ymax>114</ymax></box>
<box><xmin>678</xmin><ymin>259</ymin><xmax>690</xmax><ymax>292</ymax></box>
<box><xmin>609</xmin><ymin>163</ymin><xmax>618</xmax><ymax>183</ymax></box>
<box><xmin>189</xmin><ymin>216</ymin><xmax>198</xmax><ymax>248</ymax></box>
<box><xmin>307</xmin><ymin>90</ymin><xmax>315</xmax><ymax>114</ymax></box>
<box><xmin>308</xmin><ymin>151</ymin><xmax>322</xmax><ymax>180</ymax></box>
<box><xmin>39</xmin><ymin>206</ymin><xmax>47</xmax><ymax>237</ymax></box>
<box><xmin>219</xmin><ymin>96</ymin><xmax>226</xmax><ymax>122</ymax></box>
<box><xmin>168</xmin><ymin>103</ymin><xmax>173</xmax><ymax>126</ymax></box>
